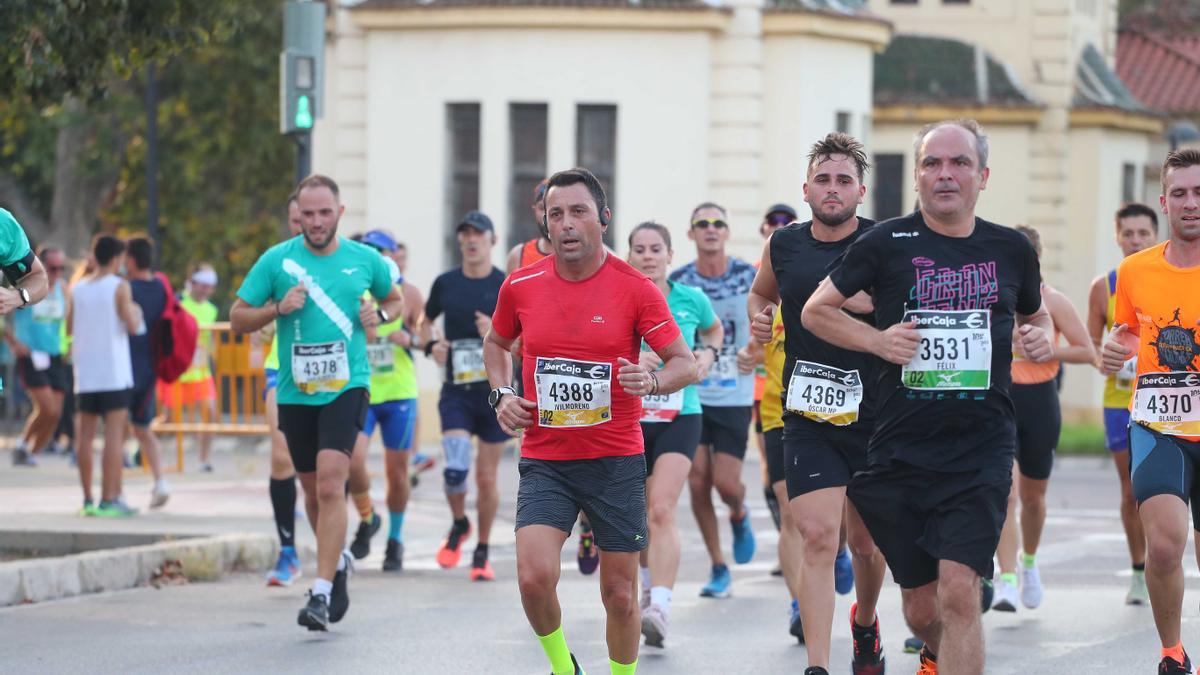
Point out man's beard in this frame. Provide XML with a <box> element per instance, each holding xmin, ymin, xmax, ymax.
<box><xmin>812</xmin><ymin>203</ymin><xmax>857</xmax><ymax>228</ymax></box>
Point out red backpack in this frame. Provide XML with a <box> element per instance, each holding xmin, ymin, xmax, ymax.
<box><xmin>152</xmin><ymin>272</ymin><xmax>199</xmax><ymax>383</ymax></box>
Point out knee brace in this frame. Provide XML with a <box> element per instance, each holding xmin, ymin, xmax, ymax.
<box><xmin>442</xmin><ymin>435</ymin><xmax>472</xmax><ymax>495</ymax></box>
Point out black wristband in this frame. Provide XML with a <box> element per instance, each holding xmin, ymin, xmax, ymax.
<box><xmin>704</xmin><ymin>345</ymin><xmax>720</xmax><ymax>360</ymax></box>
<box><xmin>423</xmin><ymin>340</ymin><xmax>436</xmax><ymax>357</ymax></box>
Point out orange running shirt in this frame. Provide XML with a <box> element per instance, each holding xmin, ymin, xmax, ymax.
<box><xmin>519</xmin><ymin>238</ymin><xmax>550</xmax><ymax>269</ymax></box>
<box><xmin>1113</xmin><ymin>242</ymin><xmax>1200</xmax><ymax>440</ymax></box>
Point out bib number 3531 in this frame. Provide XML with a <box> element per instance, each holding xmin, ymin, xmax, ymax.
<box><xmin>1133</xmin><ymin>372</ymin><xmax>1200</xmax><ymax>437</ymax></box>
<box><xmin>901</xmin><ymin>309</ymin><xmax>992</xmax><ymax>391</ymax></box>
<box><xmin>534</xmin><ymin>357</ymin><xmax>612</xmax><ymax>429</ymax></box>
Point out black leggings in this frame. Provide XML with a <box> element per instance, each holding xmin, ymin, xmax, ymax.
<box><xmin>1012</xmin><ymin>379</ymin><xmax>1061</xmax><ymax>480</ymax></box>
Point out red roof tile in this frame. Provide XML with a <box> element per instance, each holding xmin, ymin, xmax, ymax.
<box><xmin>1117</xmin><ymin>29</ymin><xmax>1200</xmax><ymax>115</ymax></box>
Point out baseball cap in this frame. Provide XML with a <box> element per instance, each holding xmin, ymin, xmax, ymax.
<box><xmin>457</xmin><ymin>211</ymin><xmax>494</xmax><ymax>234</ymax></box>
<box><xmin>764</xmin><ymin>203</ymin><xmax>798</xmax><ymax>220</ymax></box>
<box><xmin>361</xmin><ymin>229</ymin><xmax>397</xmax><ymax>252</ymax></box>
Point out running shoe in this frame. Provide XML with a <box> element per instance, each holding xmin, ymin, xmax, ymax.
<box><xmin>470</xmin><ymin>547</ymin><xmax>495</xmax><ymax>581</ymax></box>
<box><xmin>700</xmin><ymin>563</ymin><xmax>732</xmax><ymax>598</ymax></box>
<box><xmin>329</xmin><ymin>551</ymin><xmax>353</xmax><ymax>623</ymax></box>
<box><xmin>1127</xmin><ymin>570</ymin><xmax>1149</xmax><ymax>605</ymax></box>
<box><xmin>641</xmin><ymin>603</ymin><xmax>669</xmax><ymax>648</ymax></box>
<box><xmin>10</xmin><ymin>448</ymin><xmax>35</xmax><ymax>466</ymax></box>
<box><xmin>770</xmin><ymin>563</ymin><xmax>783</xmax><ymax>577</ymax></box>
<box><xmin>730</xmin><ymin>512</ymin><xmax>756</xmax><ymax>564</ymax></box>
<box><xmin>201</xmin><ymin>462</ymin><xmax>214</xmax><ymax>473</ymax></box>
<box><xmin>349</xmin><ymin>512</ymin><xmax>382</xmax><ymax>560</ymax></box>
<box><xmin>297</xmin><ymin>591</ymin><xmax>329</xmax><ymax>631</ymax></box>
<box><xmin>803</xmin><ymin>669</ymin><xmax>829</xmax><ymax>675</ymax></box>
<box><xmin>1160</xmin><ymin>652</ymin><xmax>1192</xmax><ymax>675</ymax></box>
<box><xmin>436</xmin><ymin>518</ymin><xmax>472</xmax><ymax>568</ymax></box>
<box><xmin>577</xmin><ymin>528</ymin><xmax>599</xmax><ymax>576</ymax></box>
<box><xmin>558</xmin><ymin>652</ymin><xmax>586</xmax><ymax>675</ymax></box>
<box><xmin>1021</xmin><ymin>563</ymin><xmax>1043</xmax><ymax>609</ymax></box>
<box><xmin>79</xmin><ymin>499</ymin><xmax>97</xmax><ymax>517</ymax></box>
<box><xmin>410</xmin><ymin>453</ymin><xmax>435</xmax><ymax>487</ymax></box>
<box><xmin>903</xmin><ymin>637</ymin><xmax>925</xmax><ymax>654</ymax></box>
<box><xmin>992</xmin><ymin>577</ymin><xmax>1018</xmax><ymax>612</ymax></box>
<box><xmin>980</xmin><ymin>576</ymin><xmax>994</xmax><ymax>613</ymax></box>
<box><xmin>834</xmin><ymin>547</ymin><xmax>854</xmax><ymax>595</ymax></box>
<box><xmin>383</xmin><ymin>539</ymin><xmax>404</xmax><ymax>573</ymax></box>
<box><xmin>150</xmin><ymin>480</ymin><xmax>171</xmax><ymax>509</ymax></box>
<box><xmin>789</xmin><ymin>599</ymin><xmax>804</xmax><ymax>643</ymax></box>
<box><xmin>850</xmin><ymin>602</ymin><xmax>884</xmax><ymax>675</ymax></box>
<box><xmin>917</xmin><ymin>646</ymin><xmax>938</xmax><ymax>675</ymax></box>
<box><xmin>95</xmin><ymin>498</ymin><xmax>137</xmax><ymax>518</ymax></box>
<box><xmin>267</xmin><ymin>547</ymin><xmax>301</xmax><ymax>587</ymax></box>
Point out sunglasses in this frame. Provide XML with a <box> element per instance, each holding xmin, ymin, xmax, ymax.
<box><xmin>766</xmin><ymin>213</ymin><xmax>792</xmax><ymax>226</ymax></box>
<box><xmin>691</xmin><ymin>218</ymin><xmax>728</xmax><ymax>230</ymax></box>
<box><xmin>47</xmin><ymin>265</ymin><xmax>64</xmax><ymax>272</ymax></box>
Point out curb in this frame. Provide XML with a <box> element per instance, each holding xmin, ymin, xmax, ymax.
<box><xmin>0</xmin><ymin>532</ymin><xmax>276</xmax><ymax>607</ymax></box>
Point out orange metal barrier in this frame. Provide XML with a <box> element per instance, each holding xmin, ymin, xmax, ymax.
<box><xmin>151</xmin><ymin>322</ymin><xmax>270</xmax><ymax>472</ymax></box>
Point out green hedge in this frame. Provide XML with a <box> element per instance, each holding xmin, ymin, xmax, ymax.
<box><xmin>1058</xmin><ymin>423</ymin><xmax>1108</xmax><ymax>455</ymax></box>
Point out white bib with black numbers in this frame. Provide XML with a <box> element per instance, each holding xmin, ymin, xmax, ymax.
<box><xmin>451</xmin><ymin>338</ymin><xmax>487</xmax><ymax>385</ymax></box>
<box><xmin>785</xmin><ymin>360</ymin><xmax>863</xmax><ymax>427</ymax></box>
<box><xmin>640</xmin><ymin>390</ymin><xmax>684</xmax><ymax>424</ymax></box>
<box><xmin>1116</xmin><ymin>356</ymin><xmax>1138</xmax><ymax>391</ymax></box>
<box><xmin>534</xmin><ymin>357</ymin><xmax>612</xmax><ymax>429</ymax></box>
<box><xmin>1133</xmin><ymin>371</ymin><xmax>1200</xmax><ymax>437</ymax></box>
<box><xmin>292</xmin><ymin>341</ymin><xmax>350</xmax><ymax>395</ymax></box>
<box><xmin>901</xmin><ymin>309</ymin><xmax>992</xmax><ymax>391</ymax></box>
<box><xmin>366</xmin><ymin>338</ymin><xmax>395</xmax><ymax>374</ymax></box>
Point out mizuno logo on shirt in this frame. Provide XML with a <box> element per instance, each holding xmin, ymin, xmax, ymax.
<box><xmin>892</xmin><ymin>231</ymin><xmax>919</xmax><ymax>238</ymax></box>
<box><xmin>341</xmin><ymin>268</ymin><xmax>358</xmax><ymax>275</ymax></box>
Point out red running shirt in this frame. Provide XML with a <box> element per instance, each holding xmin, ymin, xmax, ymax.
<box><xmin>492</xmin><ymin>253</ymin><xmax>681</xmax><ymax>460</ymax></box>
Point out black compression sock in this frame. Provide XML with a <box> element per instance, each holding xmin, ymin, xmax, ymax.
<box><xmin>270</xmin><ymin>476</ymin><xmax>297</xmax><ymax>548</ymax></box>
<box><xmin>1133</xmin><ymin>562</ymin><xmax>1146</xmax><ymax>572</ymax></box>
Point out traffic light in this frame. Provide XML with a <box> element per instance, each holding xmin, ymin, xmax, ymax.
<box><xmin>280</xmin><ymin>1</ymin><xmax>324</xmax><ymax>136</ymax></box>
<box><xmin>281</xmin><ymin>51</ymin><xmax>316</xmax><ymax>134</ymax></box>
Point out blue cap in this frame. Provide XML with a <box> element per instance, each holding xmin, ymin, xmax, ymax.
<box><xmin>361</xmin><ymin>229</ymin><xmax>397</xmax><ymax>252</ymax></box>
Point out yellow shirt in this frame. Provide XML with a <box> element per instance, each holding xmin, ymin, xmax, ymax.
<box><xmin>760</xmin><ymin>308</ymin><xmax>786</xmax><ymax>432</ymax></box>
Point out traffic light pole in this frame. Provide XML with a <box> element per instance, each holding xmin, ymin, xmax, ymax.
<box><xmin>292</xmin><ymin>131</ymin><xmax>311</xmax><ymax>185</ymax></box>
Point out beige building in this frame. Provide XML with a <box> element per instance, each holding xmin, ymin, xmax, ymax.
<box><xmin>866</xmin><ymin>0</ymin><xmax>1162</xmax><ymax>420</ymax></box>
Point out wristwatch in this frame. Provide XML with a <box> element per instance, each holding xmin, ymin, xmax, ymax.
<box><xmin>703</xmin><ymin>345</ymin><xmax>720</xmax><ymax>360</ymax></box>
<box><xmin>16</xmin><ymin>287</ymin><xmax>29</xmax><ymax>308</ymax></box>
<box><xmin>376</xmin><ymin>307</ymin><xmax>390</xmax><ymax>323</ymax></box>
<box><xmin>488</xmin><ymin>386</ymin><xmax>516</xmax><ymax>411</ymax></box>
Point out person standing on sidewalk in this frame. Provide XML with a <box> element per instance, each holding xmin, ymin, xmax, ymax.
<box><xmin>8</xmin><ymin>246</ymin><xmax>67</xmax><ymax>466</ymax></box>
<box><xmin>124</xmin><ymin>236</ymin><xmax>170</xmax><ymax>506</ymax></box>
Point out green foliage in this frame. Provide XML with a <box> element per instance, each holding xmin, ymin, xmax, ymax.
<box><xmin>1058</xmin><ymin>423</ymin><xmax>1108</xmax><ymax>455</ymax></box>
<box><xmin>0</xmin><ymin>0</ymin><xmax>244</xmax><ymax>105</ymax></box>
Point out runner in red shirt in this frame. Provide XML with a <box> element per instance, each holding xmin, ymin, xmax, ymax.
<box><xmin>483</xmin><ymin>168</ymin><xmax>695</xmax><ymax>675</ymax></box>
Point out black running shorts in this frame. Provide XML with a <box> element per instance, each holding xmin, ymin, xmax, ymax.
<box><xmin>783</xmin><ymin>415</ymin><xmax>869</xmax><ymax>499</ymax></box>
<box><xmin>1012</xmin><ymin>379</ymin><xmax>1060</xmax><ymax>480</ymax></box>
<box><xmin>765</xmin><ymin>426</ymin><xmax>785</xmax><ymax>486</ymax></box>
<box><xmin>699</xmin><ymin>405</ymin><xmax>752</xmax><ymax>460</ymax></box>
<box><xmin>277</xmin><ymin>387</ymin><xmax>368</xmax><ymax>474</ymax></box>
<box><xmin>515</xmin><ymin>454</ymin><xmax>648</xmax><ymax>553</ymax></box>
<box><xmin>641</xmin><ymin>413</ymin><xmax>701</xmax><ymax>475</ymax></box>
<box><xmin>848</xmin><ymin>459</ymin><xmax>1011</xmax><ymax>588</ymax></box>
<box><xmin>16</xmin><ymin>355</ymin><xmax>67</xmax><ymax>392</ymax></box>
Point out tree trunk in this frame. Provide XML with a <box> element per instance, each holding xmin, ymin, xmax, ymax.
<box><xmin>48</xmin><ymin>97</ymin><xmax>125</xmax><ymax>257</ymax></box>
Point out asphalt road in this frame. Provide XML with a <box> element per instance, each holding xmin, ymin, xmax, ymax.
<box><xmin>0</xmin><ymin>440</ymin><xmax>1196</xmax><ymax>674</ymax></box>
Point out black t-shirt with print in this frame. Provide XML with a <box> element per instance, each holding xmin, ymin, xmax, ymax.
<box><xmin>829</xmin><ymin>210</ymin><xmax>1042</xmax><ymax>471</ymax></box>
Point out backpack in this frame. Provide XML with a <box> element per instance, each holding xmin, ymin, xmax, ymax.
<box><xmin>152</xmin><ymin>272</ymin><xmax>199</xmax><ymax>383</ymax></box>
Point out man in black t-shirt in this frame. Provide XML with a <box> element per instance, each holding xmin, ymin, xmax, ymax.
<box><xmin>749</xmin><ymin>132</ymin><xmax>886</xmax><ymax>675</ymax></box>
<box><xmin>802</xmin><ymin>120</ymin><xmax>1054</xmax><ymax>674</ymax></box>
<box><xmin>418</xmin><ymin>211</ymin><xmax>509</xmax><ymax>581</ymax></box>
<box><xmin>125</xmin><ymin>236</ymin><xmax>170</xmax><ymax>506</ymax></box>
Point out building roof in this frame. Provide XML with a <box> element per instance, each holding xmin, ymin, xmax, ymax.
<box><xmin>764</xmin><ymin>0</ymin><xmax>866</xmax><ymax>14</ymax></box>
<box><xmin>873</xmin><ymin>34</ymin><xmax>1038</xmax><ymax>107</ymax></box>
<box><xmin>350</xmin><ymin>0</ymin><xmax>717</xmax><ymax>9</ymax></box>
<box><xmin>1074</xmin><ymin>42</ymin><xmax>1150</xmax><ymax>114</ymax></box>
<box><xmin>1117</xmin><ymin>29</ymin><xmax>1200</xmax><ymax>115</ymax></box>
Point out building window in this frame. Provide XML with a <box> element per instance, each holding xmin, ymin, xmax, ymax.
<box><xmin>508</xmin><ymin>104</ymin><xmax>549</xmax><ymax>251</ymax></box>
<box><xmin>836</xmin><ymin>112</ymin><xmax>851</xmax><ymax>134</ymax></box>
<box><xmin>873</xmin><ymin>153</ymin><xmax>904</xmax><ymax>221</ymax></box>
<box><xmin>1122</xmin><ymin>162</ymin><xmax>1137</xmax><ymax>203</ymax></box>
<box><xmin>445</xmin><ymin>103</ymin><xmax>481</xmax><ymax>267</ymax></box>
<box><xmin>943</xmin><ymin>0</ymin><xmax>969</xmax><ymax>4</ymax></box>
<box><xmin>576</xmin><ymin>105</ymin><xmax>618</xmax><ymax>248</ymax></box>
<box><xmin>890</xmin><ymin>0</ymin><xmax>917</xmax><ymax>4</ymax></box>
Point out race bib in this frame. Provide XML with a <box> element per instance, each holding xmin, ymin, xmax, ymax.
<box><xmin>32</xmin><ymin>296</ymin><xmax>64</xmax><ymax>322</ymax></box>
<box><xmin>901</xmin><ymin>309</ymin><xmax>992</xmax><ymax>390</ymax></box>
<box><xmin>366</xmin><ymin>338</ymin><xmax>395</xmax><ymax>374</ymax></box>
<box><xmin>31</xmin><ymin>351</ymin><xmax>51</xmax><ymax>372</ymax></box>
<box><xmin>291</xmin><ymin>341</ymin><xmax>350</xmax><ymax>395</ymax></box>
<box><xmin>1133</xmin><ymin>371</ymin><xmax>1200</xmax><ymax>436</ymax></box>
<box><xmin>451</xmin><ymin>338</ymin><xmax>487</xmax><ymax>385</ymax></box>
<box><xmin>1115</xmin><ymin>357</ymin><xmax>1138</xmax><ymax>391</ymax></box>
<box><xmin>701</xmin><ymin>346</ymin><xmax>739</xmax><ymax>389</ymax></box>
<box><xmin>640</xmin><ymin>390</ymin><xmax>684</xmax><ymax>424</ymax></box>
<box><xmin>534</xmin><ymin>357</ymin><xmax>612</xmax><ymax>428</ymax></box>
<box><xmin>785</xmin><ymin>360</ymin><xmax>863</xmax><ymax>426</ymax></box>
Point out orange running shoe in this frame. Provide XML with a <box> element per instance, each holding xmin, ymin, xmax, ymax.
<box><xmin>436</xmin><ymin>518</ymin><xmax>471</xmax><ymax>569</ymax></box>
<box><xmin>917</xmin><ymin>646</ymin><xmax>938</xmax><ymax>675</ymax></box>
<box><xmin>470</xmin><ymin>546</ymin><xmax>495</xmax><ymax>581</ymax></box>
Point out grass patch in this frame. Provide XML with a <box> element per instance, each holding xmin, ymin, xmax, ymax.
<box><xmin>1058</xmin><ymin>422</ymin><xmax>1107</xmax><ymax>455</ymax></box>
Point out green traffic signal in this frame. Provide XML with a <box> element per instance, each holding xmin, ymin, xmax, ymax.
<box><xmin>294</xmin><ymin>94</ymin><xmax>313</xmax><ymax>130</ymax></box>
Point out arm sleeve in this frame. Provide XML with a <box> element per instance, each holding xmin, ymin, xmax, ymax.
<box><xmin>828</xmin><ymin>230</ymin><xmax>881</xmax><ymax>299</ymax></box>
<box><xmin>1112</xmin><ymin>257</ymin><xmax>1137</xmax><ymax>332</ymax></box>
<box><xmin>236</xmin><ymin>249</ymin><xmax>275</xmax><ymax>306</ymax></box>
<box><xmin>1015</xmin><ymin>237</ymin><xmax>1044</xmax><ymax>316</ymax></box>
<box><xmin>424</xmin><ymin>276</ymin><xmax>444</xmax><ymax>322</ymax></box>
<box><xmin>638</xmin><ymin>278</ymin><xmax>681</xmax><ymax>351</ymax></box>
<box><xmin>489</xmin><ymin>279</ymin><xmax>520</xmax><ymax>341</ymax></box>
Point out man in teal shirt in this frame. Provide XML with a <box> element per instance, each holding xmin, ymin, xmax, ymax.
<box><xmin>0</xmin><ymin>209</ymin><xmax>50</xmax><ymax>395</ymax></box>
<box><xmin>231</xmin><ymin>175</ymin><xmax>404</xmax><ymax>631</ymax></box>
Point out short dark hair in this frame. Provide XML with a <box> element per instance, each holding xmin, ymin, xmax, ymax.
<box><xmin>126</xmin><ymin>236</ymin><xmax>155</xmax><ymax>271</ymax></box>
<box><xmin>628</xmin><ymin>221</ymin><xmax>672</xmax><ymax>250</ymax></box>
<box><xmin>36</xmin><ymin>245</ymin><xmax>60</xmax><ymax>259</ymax></box>
<box><xmin>395</xmin><ymin>242</ymin><xmax>406</xmax><ymax>252</ymax></box>
<box><xmin>1115</xmin><ymin>202</ymin><xmax>1159</xmax><ymax>233</ymax></box>
<box><xmin>286</xmin><ymin>189</ymin><xmax>300</xmax><ymax>210</ymax></box>
<box><xmin>808</xmin><ymin>132</ymin><xmax>870</xmax><ymax>181</ymax></box>
<box><xmin>690</xmin><ymin>201</ymin><xmax>727</xmax><ymax>222</ymax></box>
<box><xmin>296</xmin><ymin>174</ymin><xmax>340</xmax><ymax>201</ymax></box>
<box><xmin>1161</xmin><ymin>148</ymin><xmax>1200</xmax><ymax>193</ymax></box>
<box><xmin>92</xmin><ymin>235</ymin><xmax>126</xmax><ymax>267</ymax></box>
<box><xmin>544</xmin><ymin>168</ymin><xmax>608</xmax><ymax>216</ymax></box>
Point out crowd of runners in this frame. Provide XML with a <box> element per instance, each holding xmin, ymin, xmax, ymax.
<box><xmin>2</xmin><ymin>117</ymin><xmax>1199</xmax><ymax>675</ymax></box>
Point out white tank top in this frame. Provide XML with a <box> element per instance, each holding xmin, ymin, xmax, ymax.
<box><xmin>71</xmin><ymin>274</ymin><xmax>134</xmax><ymax>394</ymax></box>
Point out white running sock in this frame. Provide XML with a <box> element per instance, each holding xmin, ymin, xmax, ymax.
<box><xmin>312</xmin><ymin>577</ymin><xmax>333</xmax><ymax>601</ymax></box>
<box><xmin>337</xmin><ymin>550</ymin><xmax>349</xmax><ymax>571</ymax></box>
<box><xmin>639</xmin><ymin>566</ymin><xmax>651</xmax><ymax>590</ymax></box>
<box><xmin>650</xmin><ymin>586</ymin><xmax>672</xmax><ymax>611</ymax></box>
